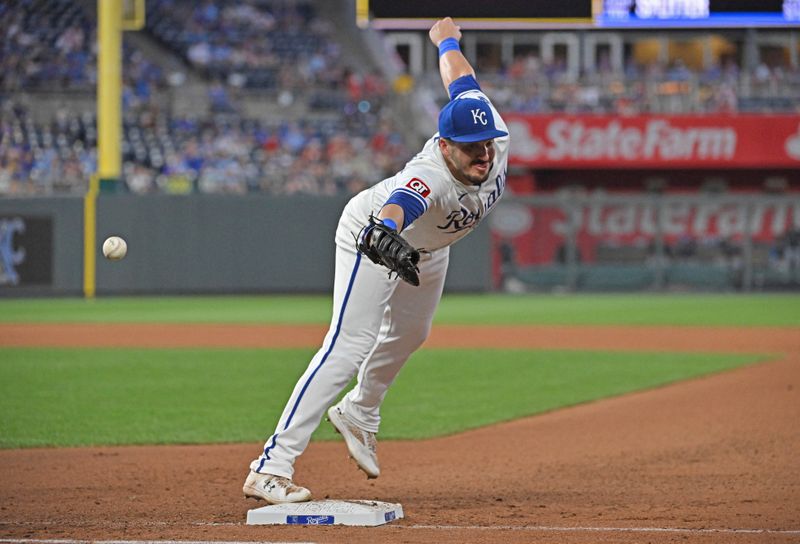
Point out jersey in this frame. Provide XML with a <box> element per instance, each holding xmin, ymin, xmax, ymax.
<box><xmin>337</xmin><ymin>87</ymin><xmax>510</xmax><ymax>253</ymax></box>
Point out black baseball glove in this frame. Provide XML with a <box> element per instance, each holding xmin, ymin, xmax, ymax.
<box><xmin>357</xmin><ymin>216</ymin><xmax>421</xmax><ymax>286</ymax></box>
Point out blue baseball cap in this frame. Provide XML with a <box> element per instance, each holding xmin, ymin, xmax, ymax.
<box><xmin>438</xmin><ymin>97</ymin><xmax>508</xmax><ymax>143</ymax></box>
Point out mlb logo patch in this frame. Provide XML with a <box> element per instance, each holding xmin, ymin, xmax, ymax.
<box><xmin>406</xmin><ymin>178</ymin><xmax>431</xmax><ymax>198</ymax></box>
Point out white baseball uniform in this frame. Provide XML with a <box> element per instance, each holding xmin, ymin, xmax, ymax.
<box><xmin>251</xmin><ymin>84</ymin><xmax>510</xmax><ymax>479</ymax></box>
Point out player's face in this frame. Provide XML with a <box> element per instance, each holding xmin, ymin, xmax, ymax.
<box><xmin>440</xmin><ymin>138</ymin><xmax>496</xmax><ymax>185</ymax></box>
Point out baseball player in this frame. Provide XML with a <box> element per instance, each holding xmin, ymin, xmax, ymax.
<box><xmin>243</xmin><ymin>17</ymin><xmax>510</xmax><ymax>503</ymax></box>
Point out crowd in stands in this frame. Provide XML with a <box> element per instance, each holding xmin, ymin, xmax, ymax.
<box><xmin>0</xmin><ymin>100</ymin><xmax>409</xmax><ymax>196</ymax></box>
<box><xmin>148</xmin><ymin>0</ymin><xmax>393</xmax><ymax>118</ymax></box>
<box><xmin>1</xmin><ymin>0</ymin><xmax>165</xmax><ymax>102</ymax></box>
<box><xmin>1</xmin><ymin>0</ymin><xmax>95</xmax><ymax>90</ymax></box>
<box><xmin>0</xmin><ymin>0</ymin><xmax>406</xmax><ymax>196</ymax></box>
<box><xmin>147</xmin><ymin>0</ymin><xmax>356</xmax><ymax>100</ymax></box>
<box><xmin>121</xmin><ymin>107</ymin><xmax>408</xmax><ymax>195</ymax></box>
<box><xmin>0</xmin><ymin>103</ymin><xmax>95</xmax><ymax>194</ymax></box>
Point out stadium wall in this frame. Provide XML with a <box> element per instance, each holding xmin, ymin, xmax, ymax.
<box><xmin>0</xmin><ymin>195</ymin><xmax>491</xmax><ymax>296</ymax></box>
<box><xmin>0</xmin><ymin>197</ymin><xmax>84</xmax><ymax>295</ymax></box>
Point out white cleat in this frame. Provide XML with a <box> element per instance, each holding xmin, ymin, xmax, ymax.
<box><xmin>243</xmin><ymin>471</ymin><xmax>312</xmax><ymax>504</ymax></box>
<box><xmin>327</xmin><ymin>403</ymin><xmax>380</xmax><ymax>479</ymax></box>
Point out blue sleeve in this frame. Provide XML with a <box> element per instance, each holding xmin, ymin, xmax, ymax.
<box><xmin>384</xmin><ymin>189</ymin><xmax>427</xmax><ymax>230</ymax></box>
<box><xmin>448</xmin><ymin>75</ymin><xmax>481</xmax><ymax>99</ymax></box>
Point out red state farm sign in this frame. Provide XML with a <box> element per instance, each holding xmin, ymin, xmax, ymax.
<box><xmin>506</xmin><ymin>114</ymin><xmax>800</xmax><ymax>169</ymax></box>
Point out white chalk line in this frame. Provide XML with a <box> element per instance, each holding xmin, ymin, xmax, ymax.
<box><xmin>0</xmin><ymin>541</ymin><xmax>311</xmax><ymax>544</ymax></box>
<box><xmin>0</xmin><ymin>522</ymin><xmax>240</xmax><ymax>528</ymax></box>
<box><xmin>404</xmin><ymin>524</ymin><xmax>800</xmax><ymax>534</ymax></box>
<box><xmin>0</xmin><ymin>541</ymin><xmax>313</xmax><ymax>544</ymax></box>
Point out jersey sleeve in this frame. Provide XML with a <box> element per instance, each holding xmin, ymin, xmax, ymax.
<box><xmin>382</xmin><ymin>171</ymin><xmax>440</xmax><ymax>230</ymax></box>
<box><xmin>448</xmin><ymin>74</ymin><xmax>481</xmax><ymax>99</ymax></box>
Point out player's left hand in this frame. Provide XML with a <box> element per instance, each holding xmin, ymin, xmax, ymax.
<box><xmin>357</xmin><ymin>217</ymin><xmax>421</xmax><ymax>286</ymax></box>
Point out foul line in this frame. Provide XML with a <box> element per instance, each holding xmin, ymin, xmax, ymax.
<box><xmin>0</xmin><ymin>540</ymin><xmax>315</xmax><ymax>544</ymax></box>
<box><xmin>404</xmin><ymin>524</ymin><xmax>800</xmax><ymax>534</ymax></box>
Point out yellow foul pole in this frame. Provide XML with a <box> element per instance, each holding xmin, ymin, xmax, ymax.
<box><xmin>84</xmin><ymin>0</ymin><xmax>122</xmax><ymax>298</ymax></box>
<box><xmin>83</xmin><ymin>173</ymin><xmax>99</xmax><ymax>298</ymax></box>
<box><xmin>97</xmin><ymin>0</ymin><xmax>122</xmax><ymax>189</ymax></box>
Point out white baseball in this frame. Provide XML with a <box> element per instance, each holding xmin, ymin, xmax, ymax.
<box><xmin>102</xmin><ymin>236</ymin><xmax>128</xmax><ymax>260</ymax></box>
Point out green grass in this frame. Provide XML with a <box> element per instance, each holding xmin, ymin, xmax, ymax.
<box><xmin>0</xmin><ymin>294</ymin><xmax>790</xmax><ymax>449</ymax></box>
<box><xmin>0</xmin><ymin>347</ymin><xmax>762</xmax><ymax>448</ymax></box>
<box><xmin>0</xmin><ymin>294</ymin><xmax>798</xmax><ymax>326</ymax></box>
<box><xmin>435</xmin><ymin>294</ymin><xmax>800</xmax><ymax>326</ymax></box>
<box><xmin>0</xmin><ymin>296</ymin><xmax>333</xmax><ymax>324</ymax></box>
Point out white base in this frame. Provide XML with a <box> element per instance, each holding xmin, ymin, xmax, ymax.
<box><xmin>246</xmin><ymin>499</ymin><xmax>404</xmax><ymax>526</ymax></box>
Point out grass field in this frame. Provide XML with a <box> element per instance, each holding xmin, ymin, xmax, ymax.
<box><xmin>1</xmin><ymin>293</ymin><xmax>798</xmax><ymax>325</ymax></box>
<box><xmin>0</xmin><ymin>347</ymin><xmax>760</xmax><ymax>448</ymax></box>
<box><xmin>1</xmin><ymin>294</ymin><xmax>790</xmax><ymax>449</ymax></box>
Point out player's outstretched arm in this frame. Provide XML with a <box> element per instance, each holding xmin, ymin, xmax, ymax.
<box><xmin>429</xmin><ymin>17</ymin><xmax>476</xmax><ymax>95</ymax></box>
<box><xmin>377</xmin><ymin>203</ymin><xmax>405</xmax><ymax>232</ymax></box>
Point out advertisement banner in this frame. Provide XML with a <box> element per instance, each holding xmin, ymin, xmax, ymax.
<box><xmin>506</xmin><ymin>114</ymin><xmax>800</xmax><ymax>169</ymax></box>
<box><xmin>0</xmin><ymin>216</ymin><xmax>53</xmax><ymax>287</ymax></box>
<box><xmin>491</xmin><ymin>198</ymin><xmax>800</xmax><ymax>266</ymax></box>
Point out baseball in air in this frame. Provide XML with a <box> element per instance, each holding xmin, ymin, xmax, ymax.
<box><xmin>102</xmin><ymin>236</ymin><xmax>128</xmax><ymax>260</ymax></box>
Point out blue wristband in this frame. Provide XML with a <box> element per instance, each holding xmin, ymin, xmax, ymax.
<box><xmin>438</xmin><ymin>37</ymin><xmax>460</xmax><ymax>57</ymax></box>
<box><xmin>380</xmin><ymin>218</ymin><xmax>398</xmax><ymax>231</ymax></box>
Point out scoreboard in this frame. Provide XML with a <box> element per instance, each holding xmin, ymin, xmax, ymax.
<box><xmin>599</xmin><ymin>0</ymin><xmax>800</xmax><ymax>28</ymax></box>
<box><xmin>356</xmin><ymin>0</ymin><xmax>593</xmax><ymax>28</ymax></box>
<box><xmin>358</xmin><ymin>0</ymin><xmax>800</xmax><ymax>29</ymax></box>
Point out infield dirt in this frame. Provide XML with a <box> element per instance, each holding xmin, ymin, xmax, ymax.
<box><xmin>0</xmin><ymin>324</ymin><xmax>798</xmax><ymax>543</ymax></box>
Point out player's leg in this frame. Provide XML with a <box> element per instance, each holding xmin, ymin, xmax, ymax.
<box><xmin>248</xmin><ymin>245</ymin><xmax>398</xmax><ymax>482</ymax></box>
<box><xmin>338</xmin><ymin>247</ymin><xmax>450</xmax><ymax>432</ymax></box>
<box><xmin>326</xmin><ymin>248</ymin><xmax>449</xmax><ymax>478</ymax></box>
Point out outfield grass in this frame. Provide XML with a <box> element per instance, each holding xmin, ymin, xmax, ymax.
<box><xmin>0</xmin><ymin>347</ymin><xmax>762</xmax><ymax>448</ymax></box>
<box><xmin>1</xmin><ymin>294</ymin><xmax>798</xmax><ymax>326</ymax></box>
<box><xmin>0</xmin><ymin>294</ymin><xmax>790</xmax><ymax>449</ymax></box>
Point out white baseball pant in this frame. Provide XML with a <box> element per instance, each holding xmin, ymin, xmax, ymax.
<box><xmin>250</xmin><ymin>230</ymin><xmax>449</xmax><ymax>478</ymax></box>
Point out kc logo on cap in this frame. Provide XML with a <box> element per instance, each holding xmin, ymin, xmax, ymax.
<box><xmin>439</xmin><ymin>97</ymin><xmax>508</xmax><ymax>143</ymax></box>
<box><xmin>471</xmin><ymin>109</ymin><xmax>488</xmax><ymax>126</ymax></box>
